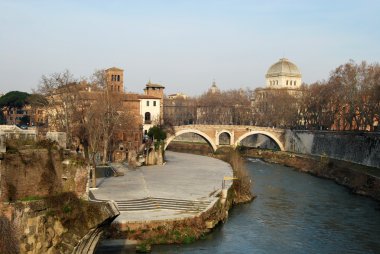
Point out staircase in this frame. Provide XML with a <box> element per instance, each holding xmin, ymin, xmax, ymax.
<box><xmin>115</xmin><ymin>197</ymin><xmax>211</xmax><ymax>213</ymax></box>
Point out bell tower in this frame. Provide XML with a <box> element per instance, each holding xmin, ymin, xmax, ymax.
<box><xmin>105</xmin><ymin>67</ymin><xmax>124</xmax><ymax>93</ymax></box>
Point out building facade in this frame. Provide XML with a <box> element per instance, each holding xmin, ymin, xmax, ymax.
<box><xmin>139</xmin><ymin>95</ymin><xmax>161</xmax><ymax>135</ymax></box>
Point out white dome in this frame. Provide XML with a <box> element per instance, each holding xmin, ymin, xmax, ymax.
<box><xmin>266</xmin><ymin>58</ymin><xmax>301</xmax><ymax>78</ymax></box>
<box><xmin>265</xmin><ymin>58</ymin><xmax>302</xmax><ymax>89</ymax></box>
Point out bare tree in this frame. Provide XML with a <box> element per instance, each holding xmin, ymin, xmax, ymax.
<box><xmin>91</xmin><ymin>70</ymin><xmax>125</xmax><ymax>163</ymax></box>
<box><xmin>38</xmin><ymin>70</ymin><xmax>79</xmax><ymax>147</ymax></box>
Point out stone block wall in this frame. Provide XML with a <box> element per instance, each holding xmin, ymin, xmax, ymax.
<box><xmin>285</xmin><ymin>130</ymin><xmax>380</xmax><ymax>168</ymax></box>
<box><xmin>1</xmin><ymin>199</ymin><xmax>119</xmax><ymax>254</ymax></box>
<box><xmin>0</xmin><ymin>148</ymin><xmax>88</xmax><ymax>202</ymax></box>
<box><xmin>1</xmin><ymin>149</ymin><xmax>62</xmax><ymax>201</ymax></box>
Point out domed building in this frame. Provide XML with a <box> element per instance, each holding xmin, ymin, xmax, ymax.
<box><xmin>251</xmin><ymin>58</ymin><xmax>304</xmax><ymax>127</ymax></box>
<box><xmin>265</xmin><ymin>58</ymin><xmax>302</xmax><ymax>89</ymax></box>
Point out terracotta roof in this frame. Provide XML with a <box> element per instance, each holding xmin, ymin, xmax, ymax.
<box><xmin>78</xmin><ymin>91</ymin><xmax>140</xmax><ymax>101</ymax></box>
<box><xmin>145</xmin><ymin>81</ymin><xmax>165</xmax><ymax>88</ymax></box>
<box><xmin>138</xmin><ymin>95</ymin><xmax>161</xmax><ymax>99</ymax></box>
<box><xmin>106</xmin><ymin>67</ymin><xmax>124</xmax><ymax>71</ymax></box>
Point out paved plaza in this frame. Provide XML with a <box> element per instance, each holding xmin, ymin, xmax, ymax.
<box><xmin>90</xmin><ymin>151</ymin><xmax>233</xmax><ymax>222</ymax></box>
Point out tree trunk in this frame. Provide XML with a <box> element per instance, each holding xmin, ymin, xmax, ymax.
<box><xmin>91</xmin><ymin>157</ymin><xmax>96</xmax><ymax>188</ymax></box>
<box><xmin>102</xmin><ymin>138</ymin><xmax>108</xmax><ymax>164</ymax></box>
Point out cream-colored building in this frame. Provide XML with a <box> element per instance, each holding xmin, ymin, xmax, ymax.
<box><xmin>167</xmin><ymin>92</ymin><xmax>188</xmax><ymax>100</ymax></box>
<box><xmin>265</xmin><ymin>58</ymin><xmax>302</xmax><ymax>89</ymax></box>
<box><xmin>139</xmin><ymin>95</ymin><xmax>161</xmax><ymax>135</ymax></box>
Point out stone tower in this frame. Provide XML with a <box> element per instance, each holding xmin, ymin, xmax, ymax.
<box><xmin>105</xmin><ymin>67</ymin><xmax>124</xmax><ymax>93</ymax></box>
<box><xmin>144</xmin><ymin>80</ymin><xmax>165</xmax><ymax>124</ymax></box>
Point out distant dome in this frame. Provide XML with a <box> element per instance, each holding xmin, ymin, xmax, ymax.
<box><xmin>266</xmin><ymin>58</ymin><xmax>302</xmax><ymax>78</ymax></box>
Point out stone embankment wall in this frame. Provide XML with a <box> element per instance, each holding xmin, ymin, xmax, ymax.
<box><xmin>244</xmin><ymin>149</ymin><xmax>380</xmax><ymax>201</ymax></box>
<box><xmin>0</xmin><ymin>147</ymin><xmax>120</xmax><ymax>253</ymax></box>
<box><xmin>1</xmin><ymin>199</ymin><xmax>119</xmax><ymax>254</ymax></box>
<box><xmin>106</xmin><ymin>187</ymin><xmax>234</xmax><ymax>248</ymax></box>
<box><xmin>0</xmin><ymin>148</ymin><xmax>88</xmax><ymax>201</ymax></box>
<box><xmin>284</xmin><ymin>130</ymin><xmax>380</xmax><ymax>168</ymax></box>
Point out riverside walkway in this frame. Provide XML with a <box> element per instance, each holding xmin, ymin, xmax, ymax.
<box><xmin>90</xmin><ymin>151</ymin><xmax>233</xmax><ymax>223</ymax></box>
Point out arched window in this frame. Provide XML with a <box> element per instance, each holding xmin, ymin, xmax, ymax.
<box><xmin>286</xmin><ymin>80</ymin><xmax>288</xmax><ymax>85</ymax></box>
<box><xmin>294</xmin><ymin>81</ymin><xmax>297</xmax><ymax>86</ymax></box>
<box><xmin>219</xmin><ymin>132</ymin><xmax>231</xmax><ymax>145</ymax></box>
<box><xmin>117</xmin><ymin>75</ymin><xmax>120</xmax><ymax>81</ymax></box>
<box><xmin>276</xmin><ymin>80</ymin><xmax>278</xmax><ymax>85</ymax></box>
<box><xmin>290</xmin><ymin>81</ymin><xmax>292</xmax><ymax>85</ymax></box>
<box><xmin>145</xmin><ymin>112</ymin><xmax>151</xmax><ymax>123</ymax></box>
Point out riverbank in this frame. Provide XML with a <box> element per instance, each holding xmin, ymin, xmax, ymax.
<box><xmin>149</xmin><ymin>158</ymin><xmax>380</xmax><ymax>253</ymax></box>
<box><xmin>241</xmin><ymin>148</ymin><xmax>380</xmax><ymax>201</ymax></box>
<box><xmin>94</xmin><ymin>151</ymin><xmax>235</xmax><ymax>252</ymax></box>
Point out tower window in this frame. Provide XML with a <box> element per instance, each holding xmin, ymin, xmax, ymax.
<box><xmin>117</xmin><ymin>75</ymin><xmax>120</xmax><ymax>81</ymax></box>
<box><xmin>153</xmin><ymin>101</ymin><xmax>157</xmax><ymax>106</ymax></box>
<box><xmin>294</xmin><ymin>81</ymin><xmax>297</xmax><ymax>86</ymax></box>
<box><xmin>286</xmin><ymin>80</ymin><xmax>288</xmax><ymax>85</ymax></box>
<box><xmin>146</xmin><ymin>101</ymin><xmax>149</xmax><ymax>106</ymax></box>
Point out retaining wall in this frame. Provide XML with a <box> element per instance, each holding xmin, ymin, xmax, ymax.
<box><xmin>285</xmin><ymin>131</ymin><xmax>380</xmax><ymax>168</ymax></box>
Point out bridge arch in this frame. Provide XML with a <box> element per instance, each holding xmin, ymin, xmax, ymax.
<box><xmin>164</xmin><ymin>129</ymin><xmax>218</xmax><ymax>152</ymax></box>
<box><xmin>234</xmin><ymin>131</ymin><xmax>285</xmax><ymax>151</ymax></box>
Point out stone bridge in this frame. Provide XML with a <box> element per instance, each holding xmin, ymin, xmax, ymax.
<box><xmin>164</xmin><ymin>125</ymin><xmax>286</xmax><ymax>151</ymax></box>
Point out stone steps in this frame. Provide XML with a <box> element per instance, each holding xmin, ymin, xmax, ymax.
<box><xmin>114</xmin><ymin>197</ymin><xmax>211</xmax><ymax>212</ymax></box>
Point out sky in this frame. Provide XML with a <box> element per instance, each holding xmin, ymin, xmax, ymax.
<box><xmin>1</xmin><ymin>0</ymin><xmax>379</xmax><ymax>96</ymax></box>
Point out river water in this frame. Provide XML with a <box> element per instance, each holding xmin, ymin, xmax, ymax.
<box><xmin>97</xmin><ymin>158</ymin><xmax>380</xmax><ymax>253</ymax></box>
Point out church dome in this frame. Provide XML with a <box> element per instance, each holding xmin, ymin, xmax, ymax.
<box><xmin>266</xmin><ymin>58</ymin><xmax>301</xmax><ymax>78</ymax></box>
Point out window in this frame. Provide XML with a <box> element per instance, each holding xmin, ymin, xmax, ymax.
<box><xmin>146</xmin><ymin>101</ymin><xmax>149</xmax><ymax>106</ymax></box>
<box><xmin>145</xmin><ymin>112</ymin><xmax>151</xmax><ymax>121</ymax></box>
<box><xmin>290</xmin><ymin>81</ymin><xmax>292</xmax><ymax>85</ymax></box>
<box><xmin>294</xmin><ymin>81</ymin><xmax>297</xmax><ymax>86</ymax></box>
<box><xmin>286</xmin><ymin>80</ymin><xmax>288</xmax><ymax>85</ymax></box>
<box><xmin>117</xmin><ymin>75</ymin><xmax>120</xmax><ymax>81</ymax></box>
<box><xmin>153</xmin><ymin>101</ymin><xmax>157</xmax><ymax>106</ymax></box>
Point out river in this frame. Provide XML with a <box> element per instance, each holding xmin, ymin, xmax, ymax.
<box><xmin>97</xmin><ymin>158</ymin><xmax>380</xmax><ymax>253</ymax></box>
<box><xmin>97</xmin><ymin>159</ymin><xmax>380</xmax><ymax>254</ymax></box>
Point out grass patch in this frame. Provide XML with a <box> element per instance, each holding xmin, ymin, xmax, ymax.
<box><xmin>19</xmin><ymin>195</ymin><xmax>42</xmax><ymax>202</ymax></box>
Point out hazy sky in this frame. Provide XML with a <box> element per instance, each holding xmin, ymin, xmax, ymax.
<box><xmin>1</xmin><ymin>0</ymin><xmax>379</xmax><ymax>96</ymax></box>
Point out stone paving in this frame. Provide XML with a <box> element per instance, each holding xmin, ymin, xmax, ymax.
<box><xmin>90</xmin><ymin>151</ymin><xmax>233</xmax><ymax>223</ymax></box>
